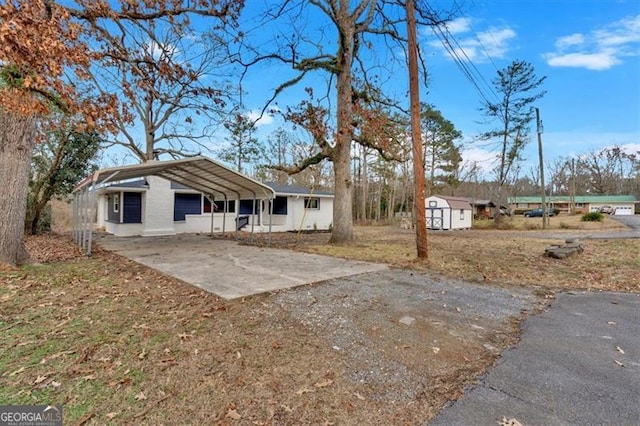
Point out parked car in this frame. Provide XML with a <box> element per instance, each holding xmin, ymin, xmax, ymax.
<box><xmin>523</xmin><ymin>208</ymin><xmax>556</xmax><ymax>217</ymax></box>
<box><xmin>597</xmin><ymin>205</ymin><xmax>616</xmax><ymax>215</ymax></box>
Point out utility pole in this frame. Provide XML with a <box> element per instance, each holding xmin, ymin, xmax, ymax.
<box><xmin>406</xmin><ymin>0</ymin><xmax>427</xmax><ymax>258</ymax></box>
<box><xmin>535</xmin><ymin>107</ymin><xmax>547</xmax><ymax>229</ymax></box>
<box><xmin>570</xmin><ymin>158</ymin><xmax>576</xmax><ymax>214</ymax></box>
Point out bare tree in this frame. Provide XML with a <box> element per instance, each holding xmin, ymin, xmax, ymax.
<box><xmin>235</xmin><ymin>0</ymin><xmax>451</xmax><ymax>244</ymax></box>
<box><xmin>89</xmin><ymin>24</ymin><xmax>236</xmax><ymax>162</ymax></box>
<box><xmin>480</xmin><ymin>60</ymin><xmax>546</xmax><ymax>221</ymax></box>
<box><xmin>578</xmin><ymin>146</ymin><xmax>636</xmax><ymax>195</ymax></box>
<box><xmin>0</xmin><ymin>0</ymin><xmax>242</xmax><ymax>265</ymax></box>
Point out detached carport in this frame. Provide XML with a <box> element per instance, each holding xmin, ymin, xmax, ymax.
<box><xmin>72</xmin><ymin>156</ymin><xmax>275</xmax><ymax>255</ymax></box>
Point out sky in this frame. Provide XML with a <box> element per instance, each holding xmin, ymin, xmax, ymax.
<box><xmin>234</xmin><ymin>0</ymin><xmax>640</xmax><ymax>177</ymax></box>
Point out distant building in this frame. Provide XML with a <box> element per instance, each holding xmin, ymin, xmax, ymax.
<box><xmin>508</xmin><ymin>195</ymin><xmax>637</xmax><ymax>215</ymax></box>
<box><xmin>425</xmin><ymin>195</ymin><xmax>473</xmax><ymax>230</ymax></box>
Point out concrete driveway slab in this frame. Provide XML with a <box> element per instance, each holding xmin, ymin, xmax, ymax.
<box><xmin>430</xmin><ymin>291</ymin><xmax>640</xmax><ymax>425</ymax></box>
<box><xmin>96</xmin><ymin>233</ymin><xmax>388</xmax><ymax>299</ymax></box>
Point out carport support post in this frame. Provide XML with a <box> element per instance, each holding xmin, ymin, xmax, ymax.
<box><xmin>72</xmin><ymin>194</ymin><xmax>77</xmax><ymax>244</ymax></box>
<box><xmin>209</xmin><ymin>194</ymin><xmax>214</xmax><ymax>236</ymax></box>
<box><xmin>268</xmin><ymin>197</ymin><xmax>273</xmax><ymax>246</ymax></box>
<box><xmin>234</xmin><ymin>197</ymin><xmax>239</xmax><ymax>241</ymax></box>
<box><xmin>222</xmin><ymin>194</ymin><xmax>228</xmax><ymax>236</ymax></box>
<box><xmin>250</xmin><ymin>196</ymin><xmax>256</xmax><ymax>243</ymax></box>
<box><xmin>79</xmin><ymin>189</ymin><xmax>86</xmax><ymax>252</ymax></box>
<box><xmin>87</xmin><ymin>189</ymin><xmax>95</xmax><ymax>256</ymax></box>
<box><xmin>83</xmin><ymin>188</ymin><xmax>90</xmax><ymax>253</ymax></box>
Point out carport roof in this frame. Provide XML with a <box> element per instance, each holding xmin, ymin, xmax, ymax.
<box><xmin>75</xmin><ymin>156</ymin><xmax>275</xmax><ymax>200</ymax></box>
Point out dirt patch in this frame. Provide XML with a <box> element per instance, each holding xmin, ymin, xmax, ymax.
<box><xmin>1</xmin><ymin>234</ymin><xmax>544</xmax><ymax>425</ymax></box>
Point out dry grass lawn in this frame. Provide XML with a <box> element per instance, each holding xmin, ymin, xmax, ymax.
<box><xmin>238</xmin><ymin>215</ymin><xmax>639</xmax><ymax>293</ymax></box>
<box><xmin>1</xmin><ymin>212</ymin><xmax>637</xmax><ymax>425</ymax></box>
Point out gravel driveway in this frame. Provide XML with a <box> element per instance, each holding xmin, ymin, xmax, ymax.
<box><xmin>273</xmin><ymin>269</ymin><xmax>543</xmax><ymax>405</ymax></box>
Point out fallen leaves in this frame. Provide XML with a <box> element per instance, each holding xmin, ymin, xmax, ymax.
<box><xmin>295</xmin><ymin>387</ymin><xmax>315</xmax><ymax>396</ymax></box>
<box><xmin>226</xmin><ymin>408</ymin><xmax>242</xmax><ymax>420</ymax></box>
<box><xmin>8</xmin><ymin>366</ymin><xmax>26</xmax><ymax>376</ymax></box>
<box><xmin>314</xmin><ymin>378</ymin><xmax>333</xmax><ymax>388</ymax></box>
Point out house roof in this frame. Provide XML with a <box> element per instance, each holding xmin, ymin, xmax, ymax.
<box><xmin>429</xmin><ymin>195</ymin><xmax>472</xmax><ymax>210</ymax></box>
<box><xmin>74</xmin><ymin>156</ymin><xmax>275</xmax><ymax>200</ymax></box>
<box><xmin>509</xmin><ymin>195</ymin><xmax>637</xmax><ymax>204</ymax></box>
<box><xmin>264</xmin><ymin>182</ymin><xmax>334</xmax><ymax>197</ymax></box>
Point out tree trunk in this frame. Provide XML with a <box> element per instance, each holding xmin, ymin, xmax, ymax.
<box><xmin>329</xmin><ymin>18</ymin><xmax>355</xmax><ymax>245</ymax></box>
<box><xmin>360</xmin><ymin>146</ymin><xmax>367</xmax><ymax>222</ymax></box>
<box><xmin>0</xmin><ymin>110</ymin><xmax>37</xmax><ymax>265</ymax></box>
<box><xmin>330</xmin><ymin>139</ymin><xmax>354</xmax><ymax>244</ymax></box>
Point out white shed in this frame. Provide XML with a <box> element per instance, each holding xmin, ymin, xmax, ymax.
<box><xmin>425</xmin><ymin>195</ymin><xmax>473</xmax><ymax>230</ymax></box>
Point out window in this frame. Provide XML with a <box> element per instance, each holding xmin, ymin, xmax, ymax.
<box><xmin>304</xmin><ymin>197</ymin><xmax>320</xmax><ymax>210</ymax></box>
<box><xmin>239</xmin><ymin>199</ymin><xmax>259</xmax><ymax>214</ymax></box>
<box><xmin>270</xmin><ymin>196</ymin><xmax>288</xmax><ymax>215</ymax></box>
<box><xmin>204</xmin><ymin>197</ymin><xmax>236</xmax><ymax>213</ymax></box>
<box><xmin>576</xmin><ymin>203</ymin><xmax>584</xmax><ymax>208</ymax></box>
<box><xmin>429</xmin><ymin>200</ymin><xmax>437</xmax><ymax>207</ymax></box>
<box><xmin>174</xmin><ymin>193</ymin><xmax>202</xmax><ymax>221</ymax></box>
<box><xmin>460</xmin><ymin>209</ymin><xmax>465</xmax><ymax>220</ymax></box>
<box><xmin>113</xmin><ymin>194</ymin><xmax>120</xmax><ymax>213</ymax></box>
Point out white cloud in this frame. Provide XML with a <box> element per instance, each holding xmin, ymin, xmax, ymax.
<box><xmin>544</xmin><ymin>14</ymin><xmax>640</xmax><ymax>70</ymax></box>
<box><xmin>617</xmin><ymin>142</ymin><xmax>640</xmax><ymax>155</ymax></box>
<box><xmin>461</xmin><ymin>146</ymin><xmax>497</xmax><ymax>174</ymax></box>
<box><xmin>595</xmin><ymin>15</ymin><xmax>640</xmax><ymax>46</ymax></box>
<box><xmin>145</xmin><ymin>40</ymin><xmax>178</xmax><ymax>60</ymax></box>
<box><xmin>476</xmin><ymin>28</ymin><xmax>517</xmax><ymax>58</ymax></box>
<box><xmin>445</xmin><ymin>17</ymin><xmax>472</xmax><ymax>34</ymax></box>
<box><xmin>428</xmin><ymin>24</ymin><xmax>516</xmax><ymax>63</ymax></box>
<box><xmin>247</xmin><ymin>109</ymin><xmax>276</xmax><ymax>127</ymax></box>
<box><xmin>545</xmin><ymin>50</ymin><xmax>621</xmax><ymax>70</ymax></box>
<box><xmin>555</xmin><ymin>33</ymin><xmax>585</xmax><ymax>49</ymax></box>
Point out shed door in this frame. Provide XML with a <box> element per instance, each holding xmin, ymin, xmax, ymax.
<box><xmin>427</xmin><ymin>208</ymin><xmax>444</xmax><ymax>230</ymax></box>
<box><xmin>123</xmin><ymin>192</ymin><xmax>142</xmax><ymax>224</ymax></box>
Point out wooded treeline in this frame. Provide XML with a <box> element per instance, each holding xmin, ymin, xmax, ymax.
<box><xmin>1</xmin><ymin>1</ymin><xmax>638</xmax><ymax>264</ymax></box>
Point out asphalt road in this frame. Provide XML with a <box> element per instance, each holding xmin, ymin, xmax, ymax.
<box><xmin>430</xmin><ymin>291</ymin><xmax>640</xmax><ymax>425</ymax></box>
<box><xmin>611</xmin><ymin>214</ymin><xmax>640</xmax><ymax>232</ymax></box>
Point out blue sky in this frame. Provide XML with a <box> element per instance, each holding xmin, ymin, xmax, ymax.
<box><xmin>102</xmin><ymin>1</ymin><xmax>639</xmax><ymax>177</ymax></box>
<box><xmin>236</xmin><ymin>0</ymin><xmax>640</xmax><ymax>176</ymax></box>
<box><xmin>421</xmin><ymin>0</ymin><xmax>640</xmax><ymax>173</ymax></box>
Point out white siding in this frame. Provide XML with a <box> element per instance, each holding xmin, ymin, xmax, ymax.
<box><xmin>261</xmin><ymin>195</ymin><xmax>334</xmax><ymax>232</ymax></box>
<box><xmin>142</xmin><ymin>176</ymin><xmax>176</xmax><ymax>236</ymax></box>
<box><xmin>174</xmin><ymin>213</ymin><xmax>237</xmax><ymax>234</ymax></box>
<box><xmin>105</xmin><ymin>221</ymin><xmax>143</xmax><ymax>236</ymax></box>
<box><xmin>97</xmin><ymin>177</ymin><xmax>334</xmax><ymax>236</ymax></box>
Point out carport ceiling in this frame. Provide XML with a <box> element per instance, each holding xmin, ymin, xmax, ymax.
<box><xmin>76</xmin><ymin>156</ymin><xmax>275</xmax><ymax>200</ymax></box>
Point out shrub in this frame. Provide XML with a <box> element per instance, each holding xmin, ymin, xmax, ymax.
<box><xmin>559</xmin><ymin>221</ymin><xmax>571</xmax><ymax>229</ymax></box>
<box><xmin>581</xmin><ymin>212</ymin><xmax>603</xmax><ymax>222</ymax></box>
